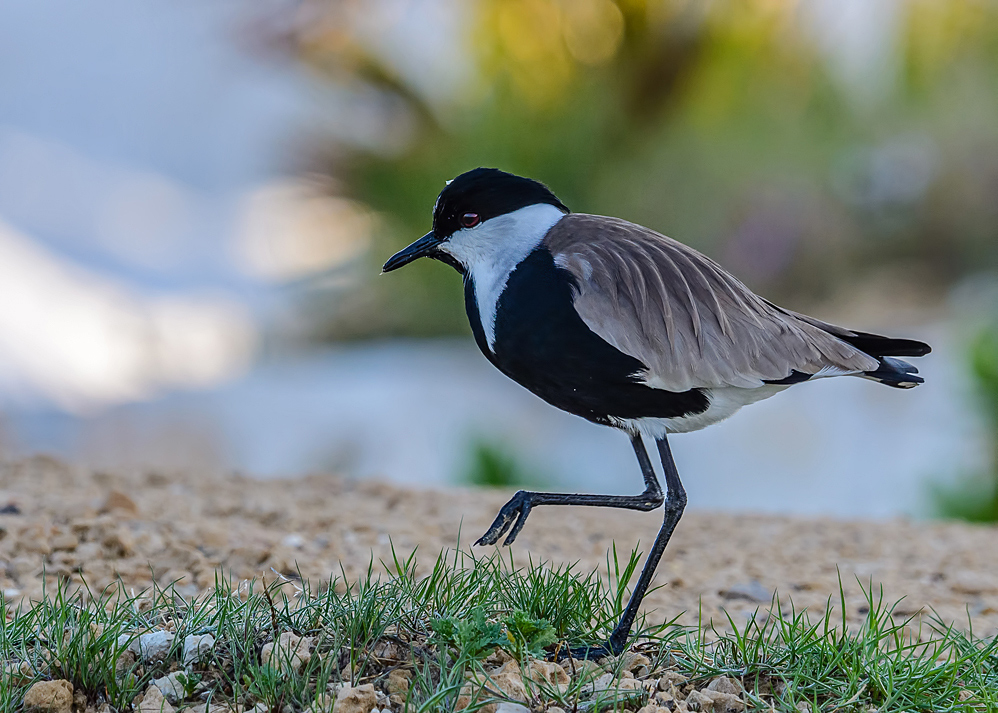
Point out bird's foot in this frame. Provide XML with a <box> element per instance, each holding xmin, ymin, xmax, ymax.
<box><xmin>474</xmin><ymin>490</ymin><xmax>533</xmax><ymax>546</ymax></box>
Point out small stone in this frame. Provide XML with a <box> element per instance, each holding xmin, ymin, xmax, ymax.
<box><xmin>565</xmin><ymin>658</ymin><xmax>603</xmax><ymax>678</ymax></box>
<box><xmin>494</xmin><ymin>704</ymin><xmax>529</xmax><ymax>713</ymax></box>
<box><xmin>527</xmin><ymin>659</ymin><xmax>569</xmax><ymax>687</ymax></box>
<box><xmin>658</xmin><ymin>672</ymin><xmax>688</xmax><ymax>689</ymax></box>
<box><xmin>957</xmin><ymin>690</ymin><xmax>975</xmax><ymax>702</ymax></box>
<box><xmin>701</xmin><ymin>690</ymin><xmax>745</xmax><ymax>712</ymax></box>
<box><xmin>621</xmin><ymin>652</ymin><xmax>651</xmax><ymax>674</ymax></box>
<box><xmin>655</xmin><ymin>690</ymin><xmax>675</xmax><ymax>705</ymax></box>
<box><xmin>457</xmin><ymin>660</ymin><xmax>528</xmax><ymax>713</ymax></box>
<box><xmin>100</xmin><ymin>490</ymin><xmax>139</xmax><ymax>516</ymax></box>
<box><xmin>333</xmin><ymin>683</ymin><xmax>377</xmax><ymax>713</ymax></box>
<box><xmin>115</xmin><ymin>648</ymin><xmax>137</xmax><ymax>676</ymax></box>
<box><xmin>152</xmin><ymin>671</ymin><xmax>187</xmax><ymax>702</ymax></box>
<box><xmin>386</xmin><ymin>668</ymin><xmax>411</xmax><ymax>695</ymax></box>
<box><xmin>685</xmin><ymin>690</ymin><xmax>714</xmax><ymax>711</ymax></box>
<box><xmin>547</xmin><ymin>708</ymin><xmax>567</xmax><ymax>713</ymax></box>
<box><xmin>3</xmin><ymin>660</ymin><xmax>34</xmax><ymax>685</ymax></box>
<box><xmin>50</xmin><ymin>534</ymin><xmax>79</xmax><ymax>551</ymax></box>
<box><xmin>705</xmin><ymin>677</ymin><xmax>743</xmax><ymax>696</ymax></box>
<box><xmin>138</xmin><ymin>687</ymin><xmax>176</xmax><ymax>713</ymax></box>
<box><xmin>583</xmin><ymin>673</ymin><xmax>616</xmax><ymax>694</ymax></box>
<box><xmin>795</xmin><ymin>702</ymin><xmax>812</xmax><ymax>713</ymax></box>
<box><xmin>126</xmin><ymin>630</ymin><xmax>175</xmax><ymax>662</ymax></box>
<box><xmin>951</xmin><ymin>573</ymin><xmax>998</xmax><ymax>595</ymax></box>
<box><xmin>261</xmin><ymin>632</ymin><xmax>312</xmax><ymax>673</ymax></box>
<box><xmin>183</xmin><ymin>633</ymin><xmax>216</xmax><ymax>665</ymax></box>
<box><xmin>719</xmin><ymin>580</ymin><xmax>771</xmax><ymax>603</ymax></box>
<box><xmin>23</xmin><ymin>680</ymin><xmax>74</xmax><ymax>713</ymax></box>
<box><xmin>101</xmin><ymin>527</ymin><xmax>136</xmax><ymax>558</ymax></box>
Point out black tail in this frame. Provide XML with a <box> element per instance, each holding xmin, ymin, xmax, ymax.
<box><xmin>838</xmin><ymin>330</ymin><xmax>931</xmax><ymax>389</ymax></box>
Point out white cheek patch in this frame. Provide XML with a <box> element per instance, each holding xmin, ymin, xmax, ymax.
<box><xmin>439</xmin><ymin>203</ymin><xmax>566</xmax><ymax>350</ymax></box>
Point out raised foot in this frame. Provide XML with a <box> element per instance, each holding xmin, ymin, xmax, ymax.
<box><xmin>474</xmin><ymin>490</ymin><xmax>533</xmax><ymax>546</ymax></box>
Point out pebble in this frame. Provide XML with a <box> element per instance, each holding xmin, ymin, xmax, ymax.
<box><xmin>457</xmin><ymin>659</ymin><xmax>528</xmax><ymax>713</ymax></box>
<box><xmin>620</xmin><ymin>652</ymin><xmax>651</xmax><ymax>673</ymax></box>
<box><xmin>705</xmin><ymin>677</ymin><xmax>743</xmax><ymax>696</ymax></box>
<box><xmin>22</xmin><ymin>680</ymin><xmax>74</xmax><ymax>713</ymax></box>
<box><xmin>386</xmin><ymin>668</ymin><xmax>411</xmax><ymax>695</ymax></box>
<box><xmin>119</xmin><ymin>630</ymin><xmax>175</xmax><ymax>662</ymax></box>
<box><xmin>50</xmin><ymin>534</ymin><xmax>79</xmax><ymax>551</ymax></box>
<box><xmin>701</xmin><ymin>689</ymin><xmax>745</xmax><ymax>712</ymax></box>
<box><xmin>3</xmin><ymin>660</ymin><xmax>34</xmax><ymax>686</ymax></box>
<box><xmin>333</xmin><ymin>683</ymin><xmax>377</xmax><ymax>713</ymax></box>
<box><xmin>152</xmin><ymin>671</ymin><xmax>188</xmax><ymax>702</ymax></box>
<box><xmin>138</xmin><ymin>686</ymin><xmax>176</xmax><ymax>713</ymax></box>
<box><xmin>494</xmin><ymin>704</ymin><xmax>530</xmax><ymax>713</ymax></box>
<box><xmin>527</xmin><ymin>659</ymin><xmax>569</xmax><ymax>687</ymax></box>
<box><xmin>100</xmin><ymin>490</ymin><xmax>139</xmax><ymax>516</ymax></box>
<box><xmin>719</xmin><ymin>580</ymin><xmax>771</xmax><ymax>603</ymax></box>
<box><xmin>183</xmin><ymin>633</ymin><xmax>216</xmax><ymax>665</ymax></box>
<box><xmin>658</xmin><ymin>671</ymin><xmax>688</xmax><ymax>689</ymax></box>
<box><xmin>260</xmin><ymin>632</ymin><xmax>312</xmax><ymax>673</ymax></box>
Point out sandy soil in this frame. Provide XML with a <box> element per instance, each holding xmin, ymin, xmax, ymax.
<box><xmin>1</xmin><ymin>455</ymin><xmax>997</xmax><ymax>637</ymax></box>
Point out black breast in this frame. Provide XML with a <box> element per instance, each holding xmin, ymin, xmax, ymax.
<box><xmin>464</xmin><ymin>247</ymin><xmax>709</xmax><ymax>426</ymax></box>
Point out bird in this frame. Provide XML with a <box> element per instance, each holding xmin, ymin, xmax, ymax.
<box><xmin>382</xmin><ymin>167</ymin><xmax>930</xmax><ymax>658</ymax></box>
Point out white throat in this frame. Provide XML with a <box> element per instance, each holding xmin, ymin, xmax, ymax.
<box><xmin>438</xmin><ymin>203</ymin><xmax>566</xmax><ymax>350</ymax></box>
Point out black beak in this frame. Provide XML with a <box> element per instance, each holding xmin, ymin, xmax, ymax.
<box><xmin>383</xmin><ymin>231</ymin><xmax>442</xmax><ymax>273</ymax></box>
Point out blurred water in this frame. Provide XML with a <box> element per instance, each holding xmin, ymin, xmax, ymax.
<box><xmin>1</xmin><ymin>321</ymin><xmax>986</xmax><ymax>518</ymax></box>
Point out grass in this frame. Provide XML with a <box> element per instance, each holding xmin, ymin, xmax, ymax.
<box><xmin>1</xmin><ymin>547</ymin><xmax>996</xmax><ymax>712</ymax></box>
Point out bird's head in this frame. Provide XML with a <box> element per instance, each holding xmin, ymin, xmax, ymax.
<box><xmin>382</xmin><ymin>168</ymin><xmax>569</xmax><ymax>274</ymax></box>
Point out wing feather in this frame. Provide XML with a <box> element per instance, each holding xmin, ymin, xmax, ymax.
<box><xmin>545</xmin><ymin>214</ymin><xmax>879</xmax><ymax>392</ymax></box>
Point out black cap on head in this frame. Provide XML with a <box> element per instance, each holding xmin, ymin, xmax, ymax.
<box><xmin>432</xmin><ymin>168</ymin><xmax>569</xmax><ymax>239</ymax></box>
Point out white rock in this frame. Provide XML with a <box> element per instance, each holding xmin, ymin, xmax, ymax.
<box><xmin>494</xmin><ymin>705</ymin><xmax>530</xmax><ymax>713</ymax></box>
<box><xmin>152</xmin><ymin>672</ymin><xmax>187</xmax><ymax>702</ymax></box>
<box><xmin>260</xmin><ymin>632</ymin><xmax>312</xmax><ymax>673</ymax></box>
<box><xmin>138</xmin><ymin>686</ymin><xmax>176</xmax><ymax>713</ymax></box>
<box><xmin>135</xmin><ymin>630</ymin><xmax>175</xmax><ymax>662</ymax></box>
<box><xmin>183</xmin><ymin>634</ymin><xmax>216</xmax><ymax>665</ymax></box>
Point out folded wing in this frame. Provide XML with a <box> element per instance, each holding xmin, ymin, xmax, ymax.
<box><xmin>544</xmin><ymin>214</ymin><xmax>880</xmax><ymax>392</ymax></box>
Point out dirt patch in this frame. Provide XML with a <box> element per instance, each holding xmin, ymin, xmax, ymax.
<box><xmin>1</xmin><ymin>455</ymin><xmax>997</xmax><ymax>636</ymax></box>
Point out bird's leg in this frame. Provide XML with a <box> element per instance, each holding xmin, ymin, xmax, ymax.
<box><xmin>474</xmin><ymin>434</ymin><xmax>663</xmax><ymax>547</ymax></box>
<box><xmin>567</xmin><ymin>435</ymin><xmax>686</xmax><ymax>660</ymax></box>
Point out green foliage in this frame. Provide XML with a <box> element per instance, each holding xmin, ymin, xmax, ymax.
<box><xmin>2</xmin><ymin>554</ymin><xmax>998</xmax><ymax>712</ymax></box>
<box><xmin>431</xmin><ymin>607</ymin><xmax>505</xmax><ymax>660</ymax></box>
<box><xmin>933</xmin><ymin>324</ymin><xmax>998</xmax><ymax>521</ymax></box>
<box><xmin>502</xmin><ymin>610</ymin><xmax>557</xmax><ymax>656</ymax></box>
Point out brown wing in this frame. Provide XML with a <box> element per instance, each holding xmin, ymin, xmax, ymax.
<box><xmin>544</xmin><ymin>214</ymin><xmax>879</xmax><ymax>391</ymax></box>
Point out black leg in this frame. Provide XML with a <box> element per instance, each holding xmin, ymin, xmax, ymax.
<box><xmin>567</xmin><ymin>435</ymin><xmax>686</xmax><ymax>660</ymax></box>
<box><xmin>475</xmin><ymin>434</ymin><xmax>663</xmax><ymax>547</ymax></box>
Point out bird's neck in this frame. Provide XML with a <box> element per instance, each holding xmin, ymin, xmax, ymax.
<box><xmin>446</xmin><ymin>204</ymin><xmax>566</xmax><ymax>350</ymax></box>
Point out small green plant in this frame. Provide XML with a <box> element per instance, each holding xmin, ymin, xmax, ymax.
<box><xmin>933</xmin><ymin>325</ymin><xmax>998</xmax><ymax>521</ymax></box>
<box><xmin>502</xmin><ymin>610</ymin><xmax>557</xmax><ymax>656</ymax></box>
<box><xmin>431</xmin><ymin>607</ymin><xmax>506</xmax><ymax>660</ymax></box>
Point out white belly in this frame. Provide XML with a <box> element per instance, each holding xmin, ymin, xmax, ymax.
<box><xmin>616</xmin><ymin>384</ymin><xmax>790</xmax><ymax>438</ymax></box>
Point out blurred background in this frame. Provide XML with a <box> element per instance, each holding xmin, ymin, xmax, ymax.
<box><xmin>1</xmin><ymin>0</ymin><xmax>997</xmax><ymax>518</ymax></box>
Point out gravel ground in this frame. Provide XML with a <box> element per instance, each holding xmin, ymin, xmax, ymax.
<box><xmin>2</xmin><ymin>455</ymin><xmax>997</xmax><ymax>637</ymax></box>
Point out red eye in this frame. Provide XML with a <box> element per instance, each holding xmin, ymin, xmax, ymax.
<box><xmin>461</xmin><ymin>212</ymin><xmax>480</xmax><ymax>228</ymax></box>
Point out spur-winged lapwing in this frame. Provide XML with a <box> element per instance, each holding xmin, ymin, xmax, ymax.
<box><xmin>383</xmin><ymin>167</ymin><xmax>930</xmax><ymax>657</ymax></box>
